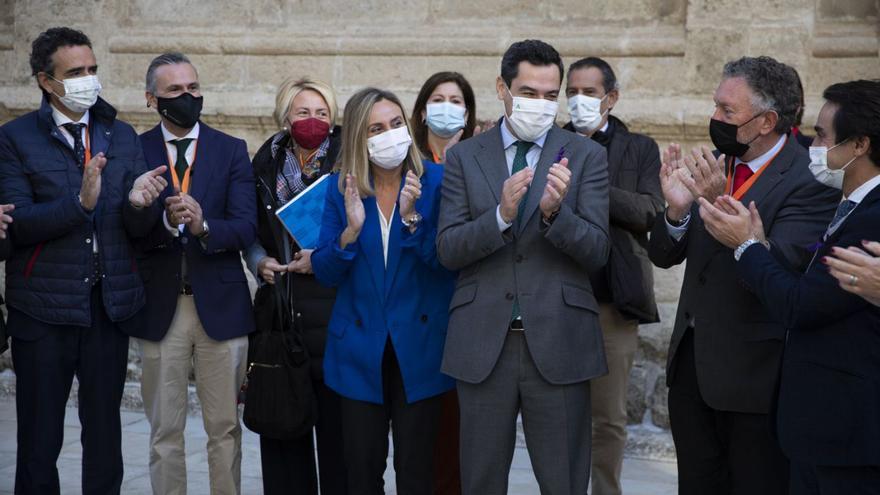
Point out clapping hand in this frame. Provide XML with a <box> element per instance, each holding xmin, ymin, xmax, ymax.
<box><xmin>823</xmin><ymin>241</ymin><xmax>880</xmax><ymax>307</ymax></box>
<box><xmin>129</xmin><ymin>165</ymin><xmax>168</xmax><ymax>208</ymax></box>
<box><xmin>79</xmin><ymin>152</ymin><xmax>107</xmax><ymax>211</ymax></box>
<box><xmin>698</xmin><ymin>195</ymin><xmax>765</xmax><ymax>249</ymax></box>
<box><xmin>660</xmin><ymin>144</ymin><xmax>695</xmax><ymax>222</ymax></box>
<box><xmin>398</xmin><ymin>170</ymin><xmax>422</xmax><ymax>219</ymax></box>
<box><xmin>340</xmin><ymin>174</ymin><xmax>365</xmax><ymax>248</ymax></box>
<box><xmin>681</xmin><ymin>146</ymin><xmax>727</xmax><ymax>204</ymax></box>
<box><xmin>539</xmin><ymin>157</ymin><xmax>571</xmax><ymax>219</ymax></box>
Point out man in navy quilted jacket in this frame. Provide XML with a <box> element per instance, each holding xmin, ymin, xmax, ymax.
<box><xmin>0</xmin><ymin>27</ymin><xmax>167</xmax><ymax>494</ymax></box>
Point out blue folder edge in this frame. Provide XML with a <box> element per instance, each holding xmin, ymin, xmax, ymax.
<box><xmin>274</xmin><ymin>174</ymin><xmax>332</xmax><ymax>250</ymax></box>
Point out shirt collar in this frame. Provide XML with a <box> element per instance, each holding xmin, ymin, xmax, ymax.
<box><xmin>845</xmin><ymin>173</ymin><xmax>880</xmax><ymax>204</ymax></box>
<box><xmin>500</xmin><ymin>116</ymin><xmax>548</xmax><ymax>150</ymax></box>
<box><xmin>51</xmin><ymin>104</ymin><xmax>89</xmax><ymax>127</ymax></box>
<box><xmin>735</xmin><ymin>134</ymin><xmax>786</xmax><ymax>173</ymax></box>
<box><xmin>161</xmin><ymin>121</ymin><xmax>200</xmax><ymax>142</ymax></box>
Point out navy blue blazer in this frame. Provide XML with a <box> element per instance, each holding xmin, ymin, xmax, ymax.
<box><xmin>312</xmin><ymin>163</ymin><xmax>456</xmax><ymax>404</ymax></box>
<box><xmin>127</xmin><ymin>123</ymin><xmax>256</xmax><ymax>341</ymax></box>
<box><xmin>737</xmin><ymin>184</ymin><xmax>880</xmax><ymax>467</ymax></box>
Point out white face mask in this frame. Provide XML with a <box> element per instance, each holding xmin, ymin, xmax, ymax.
<box><xmin>50</xmin><ymin>74</ymin><xmax>101</xmax><ymax>113</ymax></box>
<box><xmin>367</xmin><ymin>126</ymin><xmax>412</xmax><ymax>170</ymax></box>
<box><xmin>809</xmin><ymin>140</ymin><xmax>856</xmax><ymax>190</ymax></box>
<box><xmin>504</xmin><ymin>87</ymin><xmax>558</xmax><ymax>142</ymax></box>
<box><xmin>567</xmin><ymin>94</ymin><xmax>607</xmax><ymax>133</ymax></box>
<box><xmin>425</xmin><ymin>102</ymin><xmax>466</xmax><ymax>138</ymax></box>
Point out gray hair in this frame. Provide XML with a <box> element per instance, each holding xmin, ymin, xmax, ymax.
<box><xmin>722</xmin><ymin>56</ymin><xmax>800</xmax><ymax>134</ymax></box>
<box><xmin>145</xmin><ymin>52</ymin><xmax>196</xmax><ymax>94</ymax></box>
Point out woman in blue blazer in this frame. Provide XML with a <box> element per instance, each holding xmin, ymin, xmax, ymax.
<box><xmin>312</xmin><ymin>87</ymin><xmax>455</xmax><ymax>494</ymax></box>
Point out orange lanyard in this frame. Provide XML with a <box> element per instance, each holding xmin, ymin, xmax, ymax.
<box><xmin>430</xmin><ymin>148</ymin><xmax>442</xmax><ymax>164</ymax></box>
<box><xmin>83</xmin><ymin>126</ymin><xmax>91</xmax><ymax>164</ymax></box>
<box><xmin>166</xmin><ymin>139</ymin><xmax>198</xmax><ymax>194</ymax></box>
<box><xmin>297</xmin><ymin>148</ymin><xmax>319</xmax><ymax>169</ymax></box>
<box><xmin>724</xmin><ymin>147</ymin><xmax>783</xmax><ymax>199</ymax></box>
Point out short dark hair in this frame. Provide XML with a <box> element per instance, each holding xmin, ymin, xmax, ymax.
<box><xmin>30</xmin><ymin>27</ymin><xmax>92</xmax><ymax>78</ymax></box>
<box><xmin>822</xmin><ymin>79</ymin><xmax>880</xmax><ymax>166</ymax></box>
<box><xmin>145</xmin><ymin>52</ymin><xmax>196</xmax><ymax>94</ymax></box>
<box><xmin>722</xmin><ymin>56</ymin><xmax>801</xmax><ymax>135</ymax></box>
<box><xmin>410</xmin><ymin>72</ymin><xmax>477</xmax><ymax>159</ymax></box>
<box><xmin>792</xmin><ymin>67</ymin><xmax>805</xmax><ymax>128</ymax></box>
<box><xmin>568</xmin><ymin>57</ymin><xmax>619</xmax><ymax>94</ymax></box>
<box><xmin>500</xmin><ymin>40</ymin><xmax>564</xmax><ymax>88</ymax></box>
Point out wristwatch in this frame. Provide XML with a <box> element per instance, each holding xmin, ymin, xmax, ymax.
<box><xmin>197</xmin><ymin>219</ymin><xmax>210</xmax><ymax>238</ymax></box>
<box><xmin>734</xmin><ymin>237</ymin><xmax>768</xmax><ymax>261</ymax></box>
<box><xmin>401</xmin><ymin>212</ymin><xmax>422</xmax><ymax>230</ymax></box>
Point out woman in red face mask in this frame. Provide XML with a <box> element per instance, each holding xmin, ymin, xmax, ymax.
<box><xmin>244</xmin><ymin>77</ymin><xmax>347</xmax><ymax>495</ymax></box>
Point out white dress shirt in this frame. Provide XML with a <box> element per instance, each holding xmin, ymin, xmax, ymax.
<box><xmin>377</xmin><ymin>203</ymin><xmax>396</xmax><ymax>267</ymax></box>
<box><xmin>666</xmin><ymin>134</ymin><xmax>787</xmax><ymax>241</ymax></box>
<box><xmin>825</xmin><ymin>173</ymin><xmax>880</xmax><ymax>238</ymax></box>
<box><xmin>161</xmin><ymin>122</ymin><xmax>200</xmax><ymax>236</ymax></box>
<box><xmin>495</xmin><ymin>117</ymin><xmax>548</xmax><ymax>231</ymax></box>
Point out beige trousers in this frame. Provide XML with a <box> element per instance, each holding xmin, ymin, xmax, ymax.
<box><xmin>136</xmin><ymin>295</ymin><xmax>248</xmax><ymax>495</ymax></box>
<box><xmin>590</xmin><ymin>303</ymin><xmax>640</xmax><ymax>495</ymax></box>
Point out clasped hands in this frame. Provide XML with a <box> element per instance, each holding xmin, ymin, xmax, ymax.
<box><xmin>499</xmin><ymin>157</ymin><xmax>571</xmax><ymax>225</ymax></box>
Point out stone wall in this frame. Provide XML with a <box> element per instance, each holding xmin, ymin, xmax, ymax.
<box><xmin>0</xmin><ymin>0</ymin><xmax>878</xmax><ymax>431</ymax></box>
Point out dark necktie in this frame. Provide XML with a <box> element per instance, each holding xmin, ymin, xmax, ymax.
<box><xmin>62</xmin><ymin>122</ymin><xmax>86</xmax><ymax>167</ymax></box>
<box><xmin>829</xmin><ymin>199</ymin><xmax>856</xmax><ymax>229</ymax></box>
<box><xmin>171</xmin><ymin>138</ymin><xmax>194</xmax><ymax>181</ymax></box>
<box><xmin>510</xmin><ymin>140</ymin><xmax>533</xmax><ymax>322</ymax></box>
<box><xmin>732</xmin><ymin>162</ymin><xmax>754</xmax><ymax>194</ymax></box>
<box><xmin>511</xmin><ymin>140</ymin><xmax>534</xmax><ymax>229</ymax></box>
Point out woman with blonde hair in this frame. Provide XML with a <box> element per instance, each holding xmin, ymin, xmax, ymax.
<box><xmin>312</xmin><ymin>87</ymin><xmax>455</xmax><ymax>494</ymax></box>
<box><xmin>245</xmin><ymin>77</ymin><xmax>347</xmax><ymax>495</ymax></box>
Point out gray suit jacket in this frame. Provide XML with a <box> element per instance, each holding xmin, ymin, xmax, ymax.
<box><xmin>648</xmin><ymin>135</ymin><xmax>838</xmax><ymax>414</ymax></box>
<box><xmin>437</xmin><ymin>124</ymin><xmax>610</xmax><ymax>385</ymax></box>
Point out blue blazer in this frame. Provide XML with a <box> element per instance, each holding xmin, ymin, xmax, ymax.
<box><xmin>126</xmin><ymin>123</ymin><xmax>256</xmax><ymax>341</ymax></box>
<box><xmin>312</xmin><ymin>163</ymin><xmax>455</xmax><ymax>404</ymax></box>
<box><xmin>737</xmin><ymin>185</ymin><xmax>880</xmax><ymax>467</ymax></box>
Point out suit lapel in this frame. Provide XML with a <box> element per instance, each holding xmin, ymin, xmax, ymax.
<box><xmin>473</xmin><ymin>126</ymin><xmax>508</xmax><ymax>204</ymax></box>
<box><xmin>190</xmin><ymin>123</ymin><xmax>216</xmax><ymax>204</ymax></box>
<box><xmin>360</xmin><ymin>196</ymin><xmax>386</xmax><ymax>305</ymax></box>
<box><xmin>739</xmin><ymin>136</ymin><xmax>798</xmax><ymax>207</ymax></box>
<box><xmin>518</xmin><ymin>127</ymin><xmax>569</xmax><ymax>235</ymax></box>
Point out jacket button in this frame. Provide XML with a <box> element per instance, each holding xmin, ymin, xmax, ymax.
<box><xmin>505</xmin><ymin>292</ymin><xmax>514</xmax><ymax>301</ymax></box>
<box><xmin>698</xmin><ymin>274</ymin><xmax>707</xmax><ymax>284</ymax></box>
<box><xmin>355</xmin><ymin>319</ymin><xmax>362</xmax><ymax>327</ymax></box>
<box><xmin>515</xmin><ymin>254</ymin><xmax>523</xmax><ymax>262</ymax></box>
<box><xmin>85</xmin><ymin>238</ymin><xmax>92</xmax><ymax>244</ymax></box>
<box><xmin>181</xmin><ymin>237</ymin><xmax>188</xmax><ymax>245</ymax></box>
<box><xmin>420</xmin><ymin>314</ymin><xmax>428</xmax><ymax>323</ymax></box>
<box><xmin>266</xmin><ymin>205</ymin><xmax>272</xmax><ymax>210</ymax></box>
<box><xmin>83</xmin><ymin>277</ymin><xmax>89</xmax><ymax>283</ymax></box>
<box><xmin>684</xmin><ymin>311</ymin><xmax>691</xmax><ymax>320</ymax></box>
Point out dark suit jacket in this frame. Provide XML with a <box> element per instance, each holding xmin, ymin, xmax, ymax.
<box><xmin>648</xmin><ymin>136</ymin><xmax>838</xmax><ymax>413</ymax></box>
<box><xmin>566</xmin><ymin>116</ymin><xmax>664</xmax><ymax>322</ymax></box>
<box><xmin>126</xmin><ymin>123</ymin><xmax>257</xmax><ymax>341</ymax></box>
<box><xmin>437</xmin><ymin>124</ymin><xmax>610</xmax><ymax>384</ymax></box>
<box><xmin>737</xmin><ymin>184</ymin><xmax>880</xmax><ymax>466</ymax></box>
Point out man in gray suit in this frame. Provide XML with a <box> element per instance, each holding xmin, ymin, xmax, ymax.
<box><xmin>437</xmin><ymin>39</ymin><xmax>610</xmax><ymax>495</ymax></box>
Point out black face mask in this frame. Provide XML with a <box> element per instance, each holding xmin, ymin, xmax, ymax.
<box><xmin>709</xmin><ymin>113</ymin><xmax>762</xmax><ymax>158</ymax></box>
<box><xmin>157</xmin><ymin>92</ymin><xmax>203</xmax><ymax>129</ymax></box>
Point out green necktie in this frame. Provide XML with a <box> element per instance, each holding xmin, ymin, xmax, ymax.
<box><xmin>510</xmin><ymin>140</ymin><xmax>533</xmax><ymax>322</ymax></box>
<box><xmin>171</xmin><ymin>138</ymin><xmax>194</xmax><ymax>181</ymax></box>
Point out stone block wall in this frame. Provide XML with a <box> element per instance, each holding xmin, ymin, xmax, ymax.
<box><xmin>0</xmin><ymin>0</ymin><xmax>878</xmax><ymax>431</ymax></box>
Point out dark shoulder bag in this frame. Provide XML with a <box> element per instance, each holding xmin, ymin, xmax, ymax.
<box><xmin>243</xmin><ymin>276</ymin><xmax>317</xmax><ymax>439</ymax></box>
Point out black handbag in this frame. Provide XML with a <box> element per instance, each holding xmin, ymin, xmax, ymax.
<box><xmin>242</xmin><ymin>276</ymin><xmax>317</xmax><ymax>439</ymax></box>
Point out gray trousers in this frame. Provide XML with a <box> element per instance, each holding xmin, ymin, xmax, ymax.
<box><xmin>457</xmin><ymin>331</ymin><xmax>592</xmax><ymax>495</ymax></box>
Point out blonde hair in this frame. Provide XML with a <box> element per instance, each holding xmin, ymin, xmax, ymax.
<box><xmin>273</xmin><ymin>77</ymin><xmax>338</xmax><ymax>129</ymax></box>
<box><xmin>337</xmin><ymin>87</ymin><xmax>423</xmax><ymax>197</ymax></box>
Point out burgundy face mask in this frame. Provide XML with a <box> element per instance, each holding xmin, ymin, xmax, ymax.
<box><xmin>290</xmin><ymin>118</ymin><xmax>330</xmax><ymax>149</ymax></box>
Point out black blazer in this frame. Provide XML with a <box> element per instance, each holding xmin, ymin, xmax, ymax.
<box><xmin>737</xmin><ymin>184</ymin><xmax>880</xmax><ymax>466</ymax></box>
<box><xmin>648</xmin><ymin>136</ymin><xmax>839</xmax><ymax>413</ymax></box>
<box><xmin>252</xmin><ymin>128</ymin><xmax>340</xmax><ymax>379</ymax></box>
<box><xmin>565</xmin><ymin>116</ymin><xmax>664</xmax><ymax>322</ymax></box>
